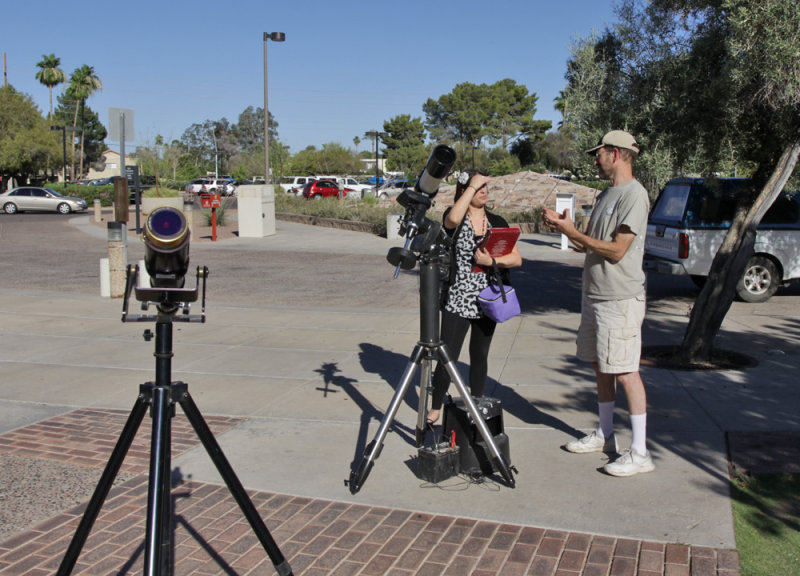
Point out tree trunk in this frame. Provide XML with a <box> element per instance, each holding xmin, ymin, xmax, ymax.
<box><xmin>678</xmin><ymin>137</ymin><xmax>800</xmax><ymax>363</ymax></box>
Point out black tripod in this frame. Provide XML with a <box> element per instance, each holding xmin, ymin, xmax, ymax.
<box><xmin>348</xmin><ymin>206</ymin><xmax>516</xmax><ymax>494</ymax></box>
<box><xmin>57</xmin><ymin>266</ymin><xmax>292</xmax><ymax>576</ymax></box>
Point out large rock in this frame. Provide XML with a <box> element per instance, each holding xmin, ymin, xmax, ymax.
<box><xmin>427</xmin><ymin>171</ymin><xmax>600</xmax><ymax>214</ymax></box>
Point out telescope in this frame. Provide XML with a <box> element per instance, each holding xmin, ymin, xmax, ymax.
<box><xmin>122</xmin><ymin>206</ymin><xmax>207</xmax><ymax>321</ymax></box>
<box><xmin>388</xmin><ymin>145</ymin><xmax>456</xmax><ymax>276</ymax></box>
<box><xmin>414</xmin><ymin>144</ymin><xmax>457</xmax><ymax>198</ymax></box>
<box><xmin>143</xmin><ymin>206</ymin><xmax>191</xmax><ymax>288</ymax></box>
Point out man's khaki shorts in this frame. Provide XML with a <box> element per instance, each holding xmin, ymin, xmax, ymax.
<box><xmin>576</xmin><ymin>294</ymin><xmax>646</xmax><ymax>374</ymax></box>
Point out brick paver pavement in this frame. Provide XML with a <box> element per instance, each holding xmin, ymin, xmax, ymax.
<box><xmin>0</xmin><ymin>410</ymin><xmax>740</xmax><ymax>576</ymax></box>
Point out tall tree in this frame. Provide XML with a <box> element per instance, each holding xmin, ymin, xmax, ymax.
<box><xmin>424</xmin><ymin>79</ymin><xmax>539</xmax><ymax>152</ymax></box>
<box><xmin>66</xmin><ymin>65</ymin><xmax>102</xmax><ymax>178</ymax></box>
<box><xmin>382</xmin><ymin>114</ymin><xmax>428</xmax><ymax>177</ymax></box>
<box><xmin>34</xmin><ymin>54</ymin><xmax>66</xmax><ymax>119</ymax></box>
<box><xmin>563</xmin><ymin>0</ymin><xmax>800</xmax><ymax>363</ymax></box>
<box><xmin>0</xmin><ymin>86</ymin><xmax>60</xmax><ymax>185</ymax></box>
<box><xmin>52</xmin><ymin>91</ymin><xmax>106</xmax><ymax>179</ymax></box>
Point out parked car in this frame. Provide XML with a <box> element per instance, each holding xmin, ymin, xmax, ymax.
<box><xmin>375</xmin><ymin>179</ymin><xmax>408</xmax><ymax>200</ymax></box>
<box><xmin>644</xmin><ymin>177</ymin><xmax>800</xmax><ymax>302</ymax></box>
<box><xmin>301</xmin><ymin>179</ymin><xmax>353</xmax><ymax>200</ymax></box>
<box><xmin>185</xmin><ymin>179</ymin><xmax>210</xmax><ymax>194</ymax></box>
<box><xmin>89</xmin><ymin>177</ymin><xmax>115</xmax><ymax>186</ymax></box>
<box><xmin>317</xmin><ymin>176</ymin><xmax>373</xmax><ymax>198</ymax></box>
<box><xmin>1</xmin><ymin>187</ymin><xmax>88</xmax><ymax>214</ymax></box>
<box><xmin>203</xmin><ymin>178</ymin><xmax>236</xmax><ymax>196</ymax></box>
<box><xmin>280</xmin><ymin>176</ymin><xmax>317</xmax><ymax>195</ymax></box>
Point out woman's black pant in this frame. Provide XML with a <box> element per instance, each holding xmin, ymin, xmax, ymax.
<box><xmin>430</xmin><ymin>309</ymin><xmax>497</xmax><ymax>410</ymax></box>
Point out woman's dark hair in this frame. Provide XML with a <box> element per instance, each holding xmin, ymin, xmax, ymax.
<box><xmin>454</xmin><ymin>169</ymin><xmax>488</xmax><ymax>202</ymax></box>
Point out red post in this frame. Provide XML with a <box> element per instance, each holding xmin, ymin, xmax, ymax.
<box><xmin>200</xmin><ymin>193</ymin><xmax>222</xmax><ymax>242</ymax></box>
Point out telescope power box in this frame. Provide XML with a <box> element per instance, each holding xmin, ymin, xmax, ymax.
<box><xmin>442</xmin><ymin>396</ymin><xmax>510</xmax><ymax>477</ymax></box>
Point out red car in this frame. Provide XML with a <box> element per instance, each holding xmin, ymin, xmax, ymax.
<box><xmin>301</xmin><ymin>179</ymin><xmax>353</xmax><ymax>200</ymax></box>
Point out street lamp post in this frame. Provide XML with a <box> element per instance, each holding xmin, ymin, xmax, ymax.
<box><xmin>365</xmin><ymin>130</ymin><xmax>387</xmax><ymax>193</ymax></box>
<box><xmin>50</xmin><ymin>125</ymin><xmax>81</xmax><ymax>186</ymax></box>
<box><xmin>263</xmin><ymin>31</ymin><xmax>285</xmax><ymax>186</ymax></box>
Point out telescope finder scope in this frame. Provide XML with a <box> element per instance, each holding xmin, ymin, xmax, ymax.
<box><xmin>143</xmin><ymin>206</ymin><xmax>190</xmax><ymax>288</ymax></box>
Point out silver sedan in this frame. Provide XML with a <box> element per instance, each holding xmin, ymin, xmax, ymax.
<box><xmin>0</xmin><ymin>187</ymin><xmax>88</xmax><ymax>214</ymax></box>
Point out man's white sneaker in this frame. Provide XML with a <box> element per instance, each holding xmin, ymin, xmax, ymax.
<box><xmin>564</xmin><ymin>431</ymin><xmax>618</xmax><ymax>454</ymax></box>
<box><xmin>604</xmin><ymin>449</ymin><xmax>655</xmax><ymax>477</ymax></box>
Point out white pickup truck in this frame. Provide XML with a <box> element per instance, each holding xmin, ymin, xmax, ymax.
<box><xmin>644</xmin><ymin>177</ymin><xmax>800</xmax><ymax>302</ymax></box>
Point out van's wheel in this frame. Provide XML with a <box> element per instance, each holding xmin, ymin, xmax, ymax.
<box><xmin>736</xmin><ymin>256</ymin><xmax>779</xmax><ymax>303</ymax></box>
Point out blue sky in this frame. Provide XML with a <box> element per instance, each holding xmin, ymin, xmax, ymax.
<box><xmin>4</xmin><ymin>0</ymin><xmax>617</xmax><ymax>155</ymax></box>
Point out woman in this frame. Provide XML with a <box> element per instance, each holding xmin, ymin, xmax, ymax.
<box><xmin>427</xmin><ymin>170</ymin><xmax>523</xmax><ymax>424</ymax></box>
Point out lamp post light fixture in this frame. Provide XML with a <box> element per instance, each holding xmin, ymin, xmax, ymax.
<box><xmin>263</xmin><ymin>31</ymin><xmax>285</xmax><ymax>186</ymax></box>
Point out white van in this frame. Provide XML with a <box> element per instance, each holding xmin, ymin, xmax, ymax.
<box><xmin>644</xmin><ymin>177</ymin><xmax>800</xmax><ymax>302</ymax></box>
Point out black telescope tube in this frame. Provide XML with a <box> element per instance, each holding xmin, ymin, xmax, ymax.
<box><xmin>143</xmin><ymin>207</ymin><xmax>190</xmax><ymax>288</ymax></box>
<box><xmin>415</xmin><ymin>145</ymin><xmax>456</xmax><ymax>197</ymax></box>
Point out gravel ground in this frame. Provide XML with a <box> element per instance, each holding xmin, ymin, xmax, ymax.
<box><xmin>0</xmin><ymin>453</ymin><xmax>136</xmax><ymax>541</ymax></box>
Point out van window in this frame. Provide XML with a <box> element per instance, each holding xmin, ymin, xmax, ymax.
<box><xmin>761</xmin><ymin>193</ymin><xmax>800</xmax><ymax>228</ymax></box>
<box><xmin>682</xmin><ymin>179</ymin><xmax>750</xmax><ymax>228</ymax></box>
<box><xmin>650</xmin><ymin>183</ymin><xmax>690</xmax><ymax>224</ymax></box>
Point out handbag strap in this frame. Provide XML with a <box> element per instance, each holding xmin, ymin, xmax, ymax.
<box><xmin>488</xmin><ymin>259</ymin><xmax>508</xmax><ymax>304</ymax></box>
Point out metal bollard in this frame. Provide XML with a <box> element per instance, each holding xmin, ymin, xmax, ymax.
<box><xmin>107</xmin><ymin>222</ymin><xmax>128</xmax><ymax>298</ymax></box>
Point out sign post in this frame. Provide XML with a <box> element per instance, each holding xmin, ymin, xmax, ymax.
<box><xmin>200</xmin><ymin>193</ymin><xmax>222</xmax><ymax>241</ymax></box>
<box><xmin>555</xmin><ymin>193</ymin><xmax>576</xmax><ymax>251</ymax></box>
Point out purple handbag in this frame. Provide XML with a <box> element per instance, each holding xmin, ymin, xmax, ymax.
<box><xmin>477</xmin><ymin>269</ymin><xmax>520</xmax><ymax>323</ymax></box>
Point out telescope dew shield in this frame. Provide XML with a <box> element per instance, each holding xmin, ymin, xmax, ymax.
<box><xmin>415</xmin><ymin>145</ymin><xmax>456</xmax><ymax>198</ymax></box>
<box><xmin>144</xmin><ymin>207</ymin><xmax>190</xmax><ymax>288</ymax></box>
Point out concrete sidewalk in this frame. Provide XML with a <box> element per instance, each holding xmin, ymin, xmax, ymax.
<box><xmin>1</xmin><ymin>214</ymin><xmax>797</xmax><ymax>574</ymax></box>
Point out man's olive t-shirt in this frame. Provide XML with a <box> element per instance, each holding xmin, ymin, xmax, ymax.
<box><xmin>583</xmin><ymin>179</ymin><xmax>650</xmax><ymax>300</ymax></box>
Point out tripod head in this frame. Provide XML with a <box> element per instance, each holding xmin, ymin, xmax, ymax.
<box><xmin>121</xmin><ymin>264</ymin><xmax>208</xmax><ymax>322</ymax></box>
<box><xmin>387</xmin><ymin>145</ymin><xmax>456</xmax><ymax>277</ymax></box>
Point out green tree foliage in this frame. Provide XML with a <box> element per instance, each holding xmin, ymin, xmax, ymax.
<box><xmin>286</xmin><ymin>143</ymin><xmax>360</xmax><ymax>176</ymax></box>
<box><xmin>382</xmin><ymin>115</ymin><xmax>428</xmax><ymax>177</ymax></box>
<box><xmin>0</xmin><ymin>86</ymin><xmax>60</xmax><ymax>184</ymax></box>
<box><xmin>563</xmin><ymin>0</ymin><xmax>800</xmax><ymax>363</ymax></box>
<box><xmin>52</xmin><ymin>91</ymin><xmax>107</xmax><ymax>177</ymax></box>
<box><xmin>423</xmin><ymin>79</ymin><xmax>538</xmax><ymax>150</ymax></box>
<box><xmin>35</xmin><ymin>54</ymin><xmax>66</xmax><ymax>119</ymax></box>
<box><xmin>66</xmin><ymin>65</ymin><xmax>102</xmax><ymax>178</ymax></box>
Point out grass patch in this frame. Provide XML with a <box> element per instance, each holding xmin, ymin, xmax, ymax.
<box><xmin>731</xmin><ymin>472</ymin><xmax>800</xmax><ymax>576</ymax></box>
<box><xmin>275</xmin><ymin>193</ymin><xmax>394</xmax><ymax>229</ymax></box>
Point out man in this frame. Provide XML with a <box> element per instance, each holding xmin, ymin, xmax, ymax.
<box><xmin>543</xmin><ymin>130</ymin><xmax>653</xmax><ymax>477</ymax></box>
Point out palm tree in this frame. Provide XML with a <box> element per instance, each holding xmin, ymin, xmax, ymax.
<box><xmin>353</xmin><ymin>135</ymin><xmax>360</xmax><ymax>155</ymax></box>
<box><xmin>35</xmin><ymin>54</ymin><xmax>66</xmax><ymax>118</ymax></box>
<box><xmin>67</xmin><ymin>65</ymin><xmax>102</xmax><ymax>178</ymax></box>
<box><xmin>553</xmin><ymin>90</ymin><xmax>568</xmax><ymax>128</ymax></box>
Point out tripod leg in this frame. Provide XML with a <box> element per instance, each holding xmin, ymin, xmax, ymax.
<box><xmin>439</xmin><ymin>344</ymin><xmax>516</xmax><ymax>488</ymax></box>
<box><xmin>415</xmin><ymin>352</ymin><xmax>433</xmax><ymax>447</ymax></box>
<box><xmin>349</xmin><ymin>344</ymin><xmax>425</xmax><ymax>494</ymax></box>
<box><xmin>144</xmin><ymin>385</ymin><xmax>174</xmax><ymax>576</ymax></box>
<box><xmin>178</xmin><ymin>390</ymin><xmax>293</xmax><ymax>576</ymax></box>
<box><xmin>57</xmin><ymin>395</ymin><xmax>149</xmax><ymax>576</ymax></box>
